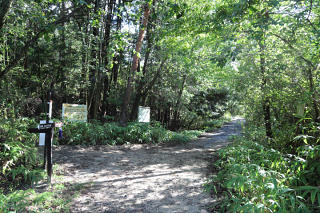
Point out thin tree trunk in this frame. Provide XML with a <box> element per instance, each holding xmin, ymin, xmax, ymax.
<box><xmin>130</xmin><ymin>57</ymin><xmax>167</xmax><ymax>120</ymax></box>
<box><xmin>259</xmin><ymin>41</ymin><xmax>272</xmax><ymax>138</ymax></box>
<box><xmin>59</xmin><ymin>2</ymin><xmax>67</xmax><ymax>103</ymax></box>
<box><xmin>88</xmin><ymin>0</ymin><xmax>100</xmax><ymax>120</ymax></box>
<box><xmin>110</xmin><ymin>0</ymin><xmax>123</xmax><ymax>85</ymax></box>
<box><xmin>119</xmin><ymin>1</ymin><xmax>151</xmax><ymax>126</ymax></box>
<box><xmin>0</xmin><ymin>0</ymin><xmax>12</xmax><ymax>30</ymax></box>
<box><xmin>172</xmin><ymin>75</ymin><xmax>186</xmax><ymax>130</ymax></box>
<box><xmin>102</xmin><ymin>0</ymin><xmax>115</xmax><ymax>67</ymax></box>
<box><xmin>80</xmin><ymin>24</ymin><xmax>89</xmax><ymax>102</ymax></box>
<box><xmin>101</xmin><ymin>0</ymin><xmax>115</xmax><ymax>117</ymax></box>
<box><xmin>307</xmin><ymin>68</ymin><xmax>320</xmax><ymax>122</ymax></box>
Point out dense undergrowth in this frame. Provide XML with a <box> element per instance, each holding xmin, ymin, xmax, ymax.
<box><xmin>206</xmin><ymin>123</ymin><xmax>320</xmax><ymax>212</ymax></box>
<box><xmin>59</xmin><ymin>121</ymin><xmax>203</xmax><ymax>146</ymax></box>
<box><xmin>0</xmin><ymin>118</ymin><xmax>44</xmax><ymax>191</ymax></box>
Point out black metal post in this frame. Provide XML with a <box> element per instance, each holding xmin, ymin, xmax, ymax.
<box><xmin>43</xmin><ymin>99</ymin><xmax>47</xmax><ymax>170</ymax></box>
<box><xmin>46</xmin><ymin>90</ymin><xmax>53</xmax><ymax>183</ymax></box>
<box><xmin>46</xmin><ymin>128</ymin><xmax>53</xmax><ymax>182</ymax></box>
<box><xmin>27</xmin><ymin>85</ymin><xmax>59</xmax><ymax>184</ymax></box>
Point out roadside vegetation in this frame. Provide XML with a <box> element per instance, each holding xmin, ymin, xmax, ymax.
<box><xmin>206</xmin><ymin>119</ymin><xmax>320</xmax><ymax>212</ymax></box>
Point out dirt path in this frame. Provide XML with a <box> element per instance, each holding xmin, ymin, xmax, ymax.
<box><xmin>53</xmin><ymin>118</ymin><xmax>244</xmax><ymax>213</ymax></box>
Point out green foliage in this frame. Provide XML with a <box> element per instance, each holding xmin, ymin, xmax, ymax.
<box><xmin>0</xmin><ymin>182</ymin><xmax>79</xmax><ymax>213</ymax></box>
<box><xmin>59</xmin><ymin>121</ymin><xmax>202</xmax><ymax>146</ymax></box>
<box><xmin>205</xmin><ymin>133</ymin><xmax>320</xmax><ymax>212</ymax></box>
<box><xmin>202</xmin><ymin>117</ymin><xmax>230</xmax><ymax>132</ymax></box>
<box><xmin>189</xmin><ymin>88</ymin><xmax>229</xmax><ymax>119</ymax></box>
<box><xmin>0</xmin><ymin>117</ymin><xmax>43</xmax><ymax>190</ymax></box>
<box><xmin>168</xmin><ymin>130</ymin><xmax>203</xmax><ymax>144</ymax></box>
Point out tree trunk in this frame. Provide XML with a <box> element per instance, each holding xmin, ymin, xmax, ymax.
<box><xmin>0</xmin><ymin>0</ymin><xmax>12</xmax><ymax>31</ymax></box>
<box><xmin>101</xmin><ymin>0</ymin><xmax>115</xmax><ymax>117</ymax></box>
<box><xmin>259</xmin><ymin>41</ymin><xmax>272</xmax><ymax>138</ymax></box>
<box><xmin>59</xmin><ymin>2</ymin><xmax>67</xmax><ymax>103</ymax></box>
<box><xmin>88</xmin><ymin>0</ymin><xmax>100</xmax><ymax>120</ymax></box>
<box><xmin>102</xmin><ymin>0</ymin><xmax>115</xmax><ymax>67</ymax></box>
<box><xmin>307</xmin><ymin>68</ymin><xmax>320</xmax><ymax>122</ymax></box>
<box><xmin>164</xmin><ymin>105</ymin><xmax>170</xmax><ymax>128</ymax></box>
<box><xmin>110</xmin><ymin>0</ymin><xmax>123</xmax><ymax>85</ymax></box>
<box><xmin>129</xmin><ymin>19</ymin><xmax>154</xmax><ymax>120</ymax></box>
<box><xmin>119</xmin><ymin>1</ymin><xmax>151</xmax><ymax>126</ymax></box>
<box><xmin>80</xmin><ymin>24</ymin><xmax>89</xmax><ymax>103</ymax></box>
<box><xmin>130</xmin><ymin>57</ymin><xmax>167</xmax><ymax>120</ymax></box>
<box><xmin>172</xmin><ymin>75</ymin><xmax>186</xmax><ymax>130</ymax></box>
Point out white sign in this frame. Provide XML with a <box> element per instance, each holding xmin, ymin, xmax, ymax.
<box><xmin>48</xmin><ymin>101</ymin><xmax>52</xmax><ymax>119</ymax></box>
<box><xmin>62</xmin><ymin>104</ymin><xmax>87</xmax><ymax>122</ymax></box>
<box><xmin>138</xmin><ymin>106</ymin><xmax>150</xmax><ymax>123</ymax></box>
<box><xmin>39</xmin><ymin>120</ymin><xmax>53</xmax><ymax>146</ymax></box>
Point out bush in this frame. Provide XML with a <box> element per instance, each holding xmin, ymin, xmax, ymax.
<box><xmin>59</xmin><ymin>121</ymin><xmax>203</xmax><ymax>146</ymax></box>
<box><xmin>203</xmin><ymin>119</ymin><xmax>226</xmax><ymax>132</ymax></box>
<box><xmin>0</xmin><ymin>118</ymin><xmax>43</xmax><ymax>190</ymax></box>
<box><xmin>205</xmin><ymin>135</ymin><xmax>320</xmax><ymax>212</ymax></box>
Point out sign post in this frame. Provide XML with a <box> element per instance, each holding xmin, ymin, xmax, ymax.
<box><xmin>296</xmin><ymin>103</ymin><xmax>305</xmax><ymax>117</ymax></box>
<box><xmin>27</xmin><ymin>90</ymin><xmax>62</xmax><ymax>183</ymax></box>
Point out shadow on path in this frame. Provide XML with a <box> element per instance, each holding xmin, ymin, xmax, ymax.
<box><xmin>52</xmin><ymin>118</ymin><xmax>244</xmax><ymax>213</ymax></box>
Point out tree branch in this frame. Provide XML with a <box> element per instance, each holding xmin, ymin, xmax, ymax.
<box><xmin>0</xmin><ymin>7</ymin><xmax>83</xmax><ymax>79</ymax></box>
<box><xmin>142</xmin><ymin>56</ymin><xmax>168</xmax><ymax>95</ymax></box>
<box><xmin>271</xmin><ymin>33</ymin><xmax>315</xmax><ymax>68</ymax></box>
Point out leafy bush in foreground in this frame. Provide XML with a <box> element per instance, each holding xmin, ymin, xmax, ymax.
<box><xmin>205</xmin><ymin>135</ymin><xmax>320</xmax><ymax>212</ymax></box>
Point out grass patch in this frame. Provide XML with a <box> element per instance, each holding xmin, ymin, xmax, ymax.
<box><xmin>0</xmin><ymin>181</ymin><xmax>91</xmax><ymax>213</ymax></box>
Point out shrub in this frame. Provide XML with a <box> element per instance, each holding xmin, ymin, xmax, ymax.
<box><xmin>59</xmin><ymin>121</ymin><xmax>203</xmax><ymax>146</ymax></box>
<box><xmin>205</xmin><ymin>136</ymin><xmax>320</xmax><ymax>212</ymax></box>
<box><xmin>0</xmin><ymin>118</ymin><xmax>43</xmax><ymax>190</ymax></box>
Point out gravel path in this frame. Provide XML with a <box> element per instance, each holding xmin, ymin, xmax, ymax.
<box><xmin>53</xmin><ymin>118</ymin><xmax>244</xmax><ymax>213</ymax></box>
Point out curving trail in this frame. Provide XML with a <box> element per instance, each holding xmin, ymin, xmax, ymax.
<box><xmin>53</xmin><ymin>118</ymin><xmax>244</xmax><ymax>213</ymax></box>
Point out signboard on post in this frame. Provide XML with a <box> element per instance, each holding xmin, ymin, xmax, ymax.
<box><xmin>296</xmin><ymin>103</ymin><xmax>305</xmax><ymax>117</ymax></box>
<box><xmin>138</xmin><ymin>106</ymin><xmax>150</xmax><ymax>123</ymax></box>
<box><xmin>62</xmin><ymin>104</ymin><xmax>87</xmax><ymax>122</ymax></box>
<box><xmin>39</xmin><ymin>120</ymin><xmax>53</xmax><ymax>146</ymax></box>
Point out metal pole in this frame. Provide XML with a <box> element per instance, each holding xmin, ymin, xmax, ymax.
<box><xmin>43</xmin><ymin>99</ymin><xmax>47</xmax><ymax>170</ymax></box>
<box><xmin>46</xmin><ymin>90</ymin><xmax>53</xmax><ymax>183</ymax></box>
<box><xmin>46</xmin><ymin>128</ymin><xmax>53</xmax><ymax>182</ymax></box>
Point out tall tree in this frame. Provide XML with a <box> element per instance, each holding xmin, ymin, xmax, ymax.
<box><xmin>119</xmin><ymin>0</ymin><xmax>152</xmax><ymax>126</ymax></box>
<box><xmin>0</xmin><ymin>0</ymin><xmax>12</xmax><ymax>30</ymax></box>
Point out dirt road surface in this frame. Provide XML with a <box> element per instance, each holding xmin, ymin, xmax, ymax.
<box><xmin>53</xmin><ymin>118</ymin><xmax>244</xmax><ymax>212</ymax></box>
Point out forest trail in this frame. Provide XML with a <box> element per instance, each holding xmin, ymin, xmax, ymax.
<box><xmin>53</xmin><ymin>118</ymin><xmax>244</xmax><ymax>212</ymax></box>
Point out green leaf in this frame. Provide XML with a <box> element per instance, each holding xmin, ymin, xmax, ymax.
<box><xmin>311</xmin><ymin>190</ymin><xmax>317</xmax><ymax>204</ymax></box>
